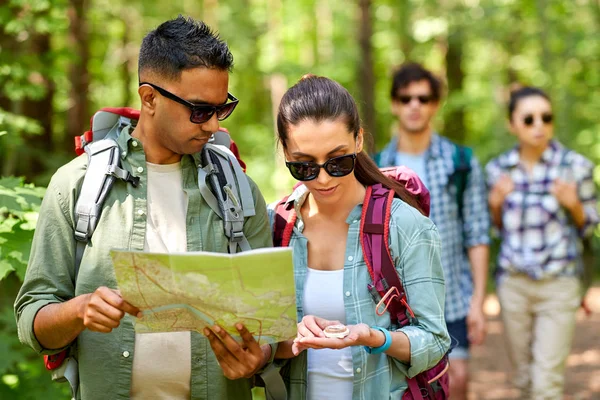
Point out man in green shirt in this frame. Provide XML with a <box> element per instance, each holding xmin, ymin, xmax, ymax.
<box><xmin>14</xmin><ymin>16</ymin><xmax>273</xmax><ymax>399</ymax></box>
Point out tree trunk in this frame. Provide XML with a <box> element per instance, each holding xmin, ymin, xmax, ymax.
<box><xmin>357</xmin><ymin>0</ymin><xmax>376</xmax><ymax>153</ymax></box>
<box><xmin>22</xmin><ymin>33</ymin><xmax>55</xmax><ymax>177</ymax></box>
<box><xmin>121</xmin><ymin>16</ymin><xmax>132</xmax><ymax>107</ymax></box>
<box><xmin>397</xmin><ymin>2</ymin><xmax>414</xmax><ymax>58</ymax></box>
<box><xmin>444</xmin><ymin>30</ymin><xmax>466</xmax><ymax>144</ymax></box>
<box><xmin>66</xmin><ymin>0</ymin><xmax>90</xmax><ymax>149</ymax></box>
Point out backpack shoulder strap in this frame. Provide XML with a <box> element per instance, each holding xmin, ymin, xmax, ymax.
<box><xmin>197</xmin><ymin>140</ymin><xmax>256</xmax><ymax>254</ymax></box>
<box><xmin>272</xmin><ymin>196</ymin><xmax>296</xmax><ymax>248</ymax></box>
<box><xmin>360</xmin><ymin>184</ymin><xmax>414</xmax><ymax>327</ymax></box>
<box><xmin>73</xmin><ymin>115</ymin><xmax>140</xmax><ymax>279</ymax></box>
<box><xmin>451</xmin><ymin>144</ymin><xmax>473</xmax><ymax>220</ymax></box>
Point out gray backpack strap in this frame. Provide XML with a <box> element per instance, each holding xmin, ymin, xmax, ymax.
<box><xmin>260</xmin><ymin>363</ymin><xmax>288</xmax><ymax>400</ymax></box>
<box><xmin>74</xmin><ymin>139</ymin><xmax>139</xmax><ymax>244</ymax></box>
<box><xmin>198</xmin><ymin>141</ymin><xmax>255</xmax><ymax>254</ymax></box>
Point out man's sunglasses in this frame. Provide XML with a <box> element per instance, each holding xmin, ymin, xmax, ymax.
<box><xmin>139</xmin><ymin>82</ymin><xmax>239</xmax><ymax>124</ymax></box>
<box><xmin>523</xmin><ymin>113</ymin><xmax>553</xmax><ymax>126</ymax></box>
<box><xmin>285</xmin><ymin>153</ymin><xmax>357</xmax><ymax>181</ymax></box>
<box><xmin>397</xmin><ymin>95</ymin><xmax>433</xmax><ymax>105</ymax></box>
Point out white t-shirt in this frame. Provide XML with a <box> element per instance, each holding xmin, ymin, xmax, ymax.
<box><xmin>130</xmin><ymin>161</ymin><xmax>191</xmax><ymax>400</ymax></box>
<box><xmin>303</xmin><ymin>268</ymin><xmax>353</xmax><ymax>400</ymax></box>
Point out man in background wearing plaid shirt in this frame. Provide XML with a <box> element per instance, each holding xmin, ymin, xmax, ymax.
<box><xmin>375</xmin><ymin>62</ymin><xmax>490</xmax><ymax>400</ymax></box>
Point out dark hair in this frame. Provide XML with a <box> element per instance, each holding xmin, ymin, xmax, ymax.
<box><xmin>277</xmin><ymin>74</ymin><xmax>425</xmax><ymax>215</ymax></box>
<box><xmin>508</xmin><ymin>86</ymin><xmax>551</xmax><ymax>120</ymax></box>
<box><xmin>390</xmin><ymin>62</ymin><xmax>442</xmax><ymax>101</ymax></box>
<box><xmin>138</xmin><ymin>15</ymin><xmax>234</xmax><ymax>81</ymax></box>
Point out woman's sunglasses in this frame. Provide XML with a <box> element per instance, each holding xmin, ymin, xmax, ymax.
<box><xmin>523</xmin><ymin>113</ymin><xmax>553</xmax><ymax>126</ymax></box>
<box><xmin>285</xmin><ymin>153</ymin><xmax>357</xmax><ymax>181</ymax></box>
<box><xmin>397</xmin><ymin>95</ymin><xmax>433</xmax><ymax>105</ymax></box>
<box><xmin>140</xmin><ymin>82</ymin><xmax>239</xmax><ymax>124</ymax></box>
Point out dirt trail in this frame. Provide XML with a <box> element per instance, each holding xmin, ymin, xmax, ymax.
<box><xmin>469</xmin><ymin>286</ymin><xmax>600</xmax><ymax>400</ymax></box>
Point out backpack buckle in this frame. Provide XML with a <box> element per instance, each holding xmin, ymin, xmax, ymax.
<box><xmin>375</xmin><ymin>286</ymin><xmax>400</xmax><ymax>316</ymax></box>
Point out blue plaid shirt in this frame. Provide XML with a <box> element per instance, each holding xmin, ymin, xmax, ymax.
<box><xmin>376</xmin><ymin>134</ymin><xmax>490</xmax><ymax>322</ymax></box>
<box><xmin>485</xmin><ymin>140</ymin><xmax>599</xmax><ymax>280</ymax></box>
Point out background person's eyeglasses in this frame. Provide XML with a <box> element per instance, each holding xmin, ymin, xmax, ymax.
<box><xmin>139</xmin><ymin>82</ymin><xmax>239</xmax><ymax>124</ymax></box>
<box><xmin>523</xmin><ymin>113</ymin><xmax>553</xmax><ymax>126</ymax></box>
<box><xmin>285</xmin><ymin>153</ymin><xmax>357</xmax><ymax>181</ymax></box>
<box><xmin>397</xmin><ymin>95</ymin><xmax>433</xmax><ymax>105</ymax></box>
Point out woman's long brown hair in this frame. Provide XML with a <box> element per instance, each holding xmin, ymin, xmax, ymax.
<box><xmin>277</xmin><ymin>74</ymin><xmax>425</xmax><ymax>215</ymax></box>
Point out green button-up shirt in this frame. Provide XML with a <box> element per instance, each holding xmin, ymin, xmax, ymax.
<box><xmin>14</xmin><ymin>127</ymin><xmax>272</xmax><ymax>400</ymax></box>
<box><xmin>268</xmin><ymin>185</ymin><xmax>450</xmax><ymax>399</ymax></box>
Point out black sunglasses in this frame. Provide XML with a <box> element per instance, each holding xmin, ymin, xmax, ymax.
<box><xmin>397</xmin><ymin>95</ymin><xmax>433</xmax><ymax>105</ymax></box>
<box><xmin>139</xmin><ymin>82</ymin><xmax>239</xmax><ymax>124</ymax></box>
<box><xmin>523</xmin><ymin>113</ymin><xmax>553</xmax><ymax>126</ymax></box>
<box><xmin>285</xmin><ymin>153</ymin><xmax>357</xmax><ymax>181</ymax></box>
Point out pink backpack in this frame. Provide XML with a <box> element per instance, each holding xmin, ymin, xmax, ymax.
<box><xmin>273</xmin><ymin>166</ymin><xmax>449</xmax><ymax>400</ymax></box>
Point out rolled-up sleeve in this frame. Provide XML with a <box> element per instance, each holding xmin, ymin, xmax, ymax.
<box><xmin>14</xmin><ymin>178</ymin><xmax>77</xmax><ymax>355</ymax></box>
<box><xmin>388</xmin><ymin>205</ymin><xmax>450</xmax><ymax>378</ymax></box>
<box><xmin>573</xmin><ymin>156</ymin><xmax>599</xmax><ymax>238</ymax></box>
<box><xmin>462</xmin><ymin>156</ymin><xmax>490</xmax><ymax>248</ymax></box>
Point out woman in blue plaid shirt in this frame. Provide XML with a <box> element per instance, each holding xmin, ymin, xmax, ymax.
<box><xmin>268</xmin><ymin>75</ymin><xmax>450</xmax><ymax>399</ymax></box>
<box><xmin>486</xmin><ymin>86</ymin><xmax>599</xmax><ymax>399</ymax></box>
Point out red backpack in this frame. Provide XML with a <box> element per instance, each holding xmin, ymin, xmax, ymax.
<box><xmin>273</xmin><ymin>166</ymin><xmax>449</xmax><ymax>400</ymax></box>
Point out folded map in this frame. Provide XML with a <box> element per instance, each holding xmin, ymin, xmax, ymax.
<box><xmin>111</xmin><ymin>247</ymin><xmax>297</xmax><ymax>345</ymax></box>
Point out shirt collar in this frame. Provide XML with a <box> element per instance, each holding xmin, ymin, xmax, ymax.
<box><xmin>501</xmin><ymin>139</ymin><xmax>561</xmax><ymax>168</ymax></box>
<box><xmin>427</xmin><ymin>133</ymin><xmax>443</xmax><ymax>158</ymax></box>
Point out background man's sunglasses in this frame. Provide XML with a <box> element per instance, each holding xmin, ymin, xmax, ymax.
<box><xmin>397</xmin><ymin>95</ymin><xmax>433</xmax><ymax>104</ymax></box>
<box><xmin>523</xmin><ymin>113</ymin><xmax>553</xmax><ymax>126</ymax></box>
<box><xmin>285</xmin><ymin>153</ymin><xmax>357</xmax><ymax>181</ymax></box>
<box><xmin>139</xmin><ymin>82</ymin><xmax>238</xmax><ymax>124</ymax></box>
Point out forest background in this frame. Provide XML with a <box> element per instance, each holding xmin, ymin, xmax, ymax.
<box><xmin>1</xmin><ymin>0</ymin><xmax>599</xmax><ymax>398</ymax></box>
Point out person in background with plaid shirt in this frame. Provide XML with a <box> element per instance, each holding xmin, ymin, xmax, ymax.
<box><xmin>375</xmin><ymin>62</ymin><xmax>490</xmax><ymax>400</ymax></box>
<box><xmin>485</xmin><ymin>86</ymin><xmax>599</xmax><ymax>399</ymax></box>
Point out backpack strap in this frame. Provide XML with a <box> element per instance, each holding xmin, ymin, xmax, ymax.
<box><xmin>360</xmin><ymin>183</ymin><xmax>414</xmax><ymax>328</ymax></box>
<box><xmin>272</xmin><ymin>196</ymin><xmax>296</xmax><ymax>248</ymax></box>
<box><xmin>450</xmin><ymin>144</ymin><xmax>473</xmax><ymax>221</ymax></box>
<box><xmin>198</xmin><ymin>142</ymin><xmax>256</xmax><ymax>254</ymax></box>
<box><xmin>74</xmin><ymin>139</ymin><xmax>140</xmax><ymax>245</ymax></box>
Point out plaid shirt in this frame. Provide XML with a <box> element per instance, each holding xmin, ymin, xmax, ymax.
<box><xmin>377</xmin><ymin>134</ymin><xmax>491</xmax><ymax>322</ymax></box>
<box><xmin>485</xmin><ymin>140</ymin><xmax>599</xmax><ymax>280</ymax></box>
<box><xmin>268</xmin><ymin>185</ymin><xmax>449</xmax><ymax>399</ymax></box>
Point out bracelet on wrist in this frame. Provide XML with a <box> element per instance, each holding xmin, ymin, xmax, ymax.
<box><xmin>363</xmin><ymin>327</ymin><xmax>392</xmax><ymax>355</ymax></box>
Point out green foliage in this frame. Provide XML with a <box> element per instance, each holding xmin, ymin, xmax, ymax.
<box><xmin>0</xmin><ymin>177</ymin><xmax>44</xmax><ymax>280</ymax></box>
<box><xmin>0</xmin><ymin>281</ymin><xmax>70</xmax><ymax>399</ymax></box>
<box><xmin>0</xmin><ymin>178</ymin><xmax>64</xmax><ymax>398</ymax></box>
<box><xmin>0</xmin><ymin>1</ymin><xmax>598</xmax><ymax>399</ymax></box>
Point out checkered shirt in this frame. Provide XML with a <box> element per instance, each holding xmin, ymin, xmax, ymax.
<box><xmin>485</xmin><ymin>140</ymin><xmax>599</xmax><ymax>280</ymax></box>
<box><xmin>377</xmin><ymin>134</ymin><xmax>491</xmax><ymax>322</ymax></box>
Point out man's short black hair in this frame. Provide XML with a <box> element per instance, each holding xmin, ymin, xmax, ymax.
<box><xmin>390</xmin><ymin>62</ymin><xmax>442</xmax><ymax>102</ymax></box>
<box><xmin>138</xmin><ymin>15</ymin><xmax>234</xmax><ymax>81</ymax></box>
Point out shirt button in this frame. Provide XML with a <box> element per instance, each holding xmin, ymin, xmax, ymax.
<box><xmin>345</xmin><ymin>291</ymin><xmax>351</xmax><ymax>297</ymax></box>
<box><xmin>356</xmin><ymin>367</ymin><xmax>362</xmax><ymax>373</ymax></box>
<box><xmin>137</xmin><ymin>166</ymin><xmax>144</xmax><ymax>173</ymax></box>
<box><xmin>132</xmin><ymin>141</ymin><xmax>138</xmax><ymax>147</ymax></box>
<box><xmin>121</xmin><ymin>151</ymin><xmax>126</xmax><ymax>157</ymax></box>
<box><xmin>348</xmin><ymin>256</ymin><xmax>354</xmax><ymax>261</ymax></box>
<box><xmin>122</xmin><ymin>351</ymin><xmax>130</xmax><ymax>358</ymax></box>
<box><xmin>137</xmin><ymin>209</ymin><xmax>145</xmax><ymax>216</ymax></box>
